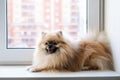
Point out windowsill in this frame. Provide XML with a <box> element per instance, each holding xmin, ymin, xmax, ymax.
<box><xmin>0</xmin><ymin>66</ymin><xmax>119</xmax><ymax>78</ymax></box>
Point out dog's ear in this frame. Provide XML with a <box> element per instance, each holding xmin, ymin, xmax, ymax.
<box><xmin>57</xmin><ymin>31</ymin><xmax>62</xmax><ymax>38</ymax></box>
<box><xmin>41</xmin><ymin>32</ymin><xmax>46</xmax><ymax>38</ymax></box>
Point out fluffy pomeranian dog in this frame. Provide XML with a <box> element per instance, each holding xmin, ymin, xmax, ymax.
<box><xmin>27</xmin><ymin>31</ymin><xmax>114</xmax><ymax>72</ymax></box>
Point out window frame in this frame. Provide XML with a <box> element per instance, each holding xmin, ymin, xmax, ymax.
<box><xmin>0</xmin><ymin>0</ymin><xmax>104</xmax><ymax>65</ymax></box>
<box><xmin>87</xmin><ymin>0</ymin><xmax>104</xmax><ymax>33</ymax></box>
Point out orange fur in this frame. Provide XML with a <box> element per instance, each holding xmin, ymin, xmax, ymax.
<box><xmin>27</xmin><ymin>31</ymin><xmax>114</xmax><ymax>72</ymax></box>
<box><xmin>79</xmin><ymin>40</ymin><xmax>114</xmax><ymax>70</ymax></box>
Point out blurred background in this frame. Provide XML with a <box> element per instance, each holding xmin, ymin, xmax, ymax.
<box><xmin>7</xmin><ymin>0</ymin><xmax>86</xmax><ymax>48</ymax></box>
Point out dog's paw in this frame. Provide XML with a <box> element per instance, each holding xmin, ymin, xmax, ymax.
<box><xmin>26</xmin><ymin>66</ymin><xmax>38</xmax><ymax>72</ymax></box>
<box><xmin>81</xmin><ymin>66</ymin><xmax>90</xmax><ymax>71</ymax></box>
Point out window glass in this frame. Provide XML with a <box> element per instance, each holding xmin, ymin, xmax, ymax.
<box><xmin>7</xmin><ymin>0</ymin><xmax>86</xmax><ymax>48</ymax></box>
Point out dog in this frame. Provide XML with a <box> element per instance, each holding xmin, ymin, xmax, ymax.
<box><xmin>27</xmin><ymin>31</ymin><xmax>114</xmax><ymax>72</ymax></box>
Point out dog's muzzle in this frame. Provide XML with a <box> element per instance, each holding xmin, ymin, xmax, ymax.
<box><xmin>46</xmin><ymin>45</ymin><xmax>58</xmax><ymax>54</ymax></box>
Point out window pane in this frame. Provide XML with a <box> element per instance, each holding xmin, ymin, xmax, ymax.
<box><xmin>7</xmin><ymin>0</ymin><xmax>86</xmax><ymax>48</ymax></box>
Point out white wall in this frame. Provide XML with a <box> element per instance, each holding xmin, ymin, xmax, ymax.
<box><xmin>105</xmin><ymin>0</ymin><xmax>120</xmax><ymax>73</ymax></box>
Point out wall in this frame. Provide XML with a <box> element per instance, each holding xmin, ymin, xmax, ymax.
<box><xmin>105</xmin><ymin>0</ymin><xmax>120</xmax><ymax>73</ymax></box>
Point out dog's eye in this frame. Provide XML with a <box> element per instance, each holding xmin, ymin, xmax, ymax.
<box><xmin>45</xmin><ymin>42</ymin><xmax>48</xmax><ymax>45</ymax></box>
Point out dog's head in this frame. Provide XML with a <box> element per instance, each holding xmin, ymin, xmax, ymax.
<box><xmin>39</xmin><ymin>31</ymin><xmax>65</xmax><ymax>54</ymax></box>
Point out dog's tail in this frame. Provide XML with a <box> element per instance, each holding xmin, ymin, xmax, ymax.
<box><xmin>82</xmin><ymin>31</ymin><xmax>114</xmax><ymax>70</ymax></box>
<box><xmin>96</xmin><ymin>31</ymin><xmax>111</xmax><ymax>51</ymax></box>
<box><xmin>83</xmin><ymin>31</ymin><xmax>111</xmax><ymax>52</ymax></box>
<box><xmin>91</xmin><ymin>31</ymin><xmax>114</xmax><ymax>70</ymax></box>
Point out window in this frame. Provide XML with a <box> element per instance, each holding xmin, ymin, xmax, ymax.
<box><xmin>0</xmin><ymin>0</ymin><xmax>103</xmax><ymax>64</ymax></box>
<box><xmin>7</xmin><ymin>0</ymin><xmax>86</xmax><ymax>48</ymax></box>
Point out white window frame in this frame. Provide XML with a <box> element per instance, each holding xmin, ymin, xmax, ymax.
<box><xmin>87</xmin><ymin>0</ymin><xmax>104</xmax><ymax>33</ymax></box>
<box><xmin>0</xmin><ymin>0</ymin><xmax>104</xmax><ymax>65</ymax></box>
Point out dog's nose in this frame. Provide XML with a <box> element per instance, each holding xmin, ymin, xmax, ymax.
<box><xmin>48</xmin><ymin>45</ymin><xmax>52</xmax><ymax>48</ymax></box>
<box><xmin>48</xmin><ymin>45</ymin><xmax>55</xmax><ymax>50</ymax></box>
<box><xmin>48</xmin><ymin>45</ymin><xmax>53</xmax><ymax>49</ymax></box>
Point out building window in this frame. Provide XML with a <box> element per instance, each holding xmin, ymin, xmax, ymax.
<box><xmin>7</xmin><ymin>0</ymin><xmax>86</xmax><ymax>48</ymax></box>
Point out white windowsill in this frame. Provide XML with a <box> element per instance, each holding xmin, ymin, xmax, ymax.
<box><xmin>0</xmin><ymin>66</ymin><xmax>119</xmax><ymax>78</ymax></box>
